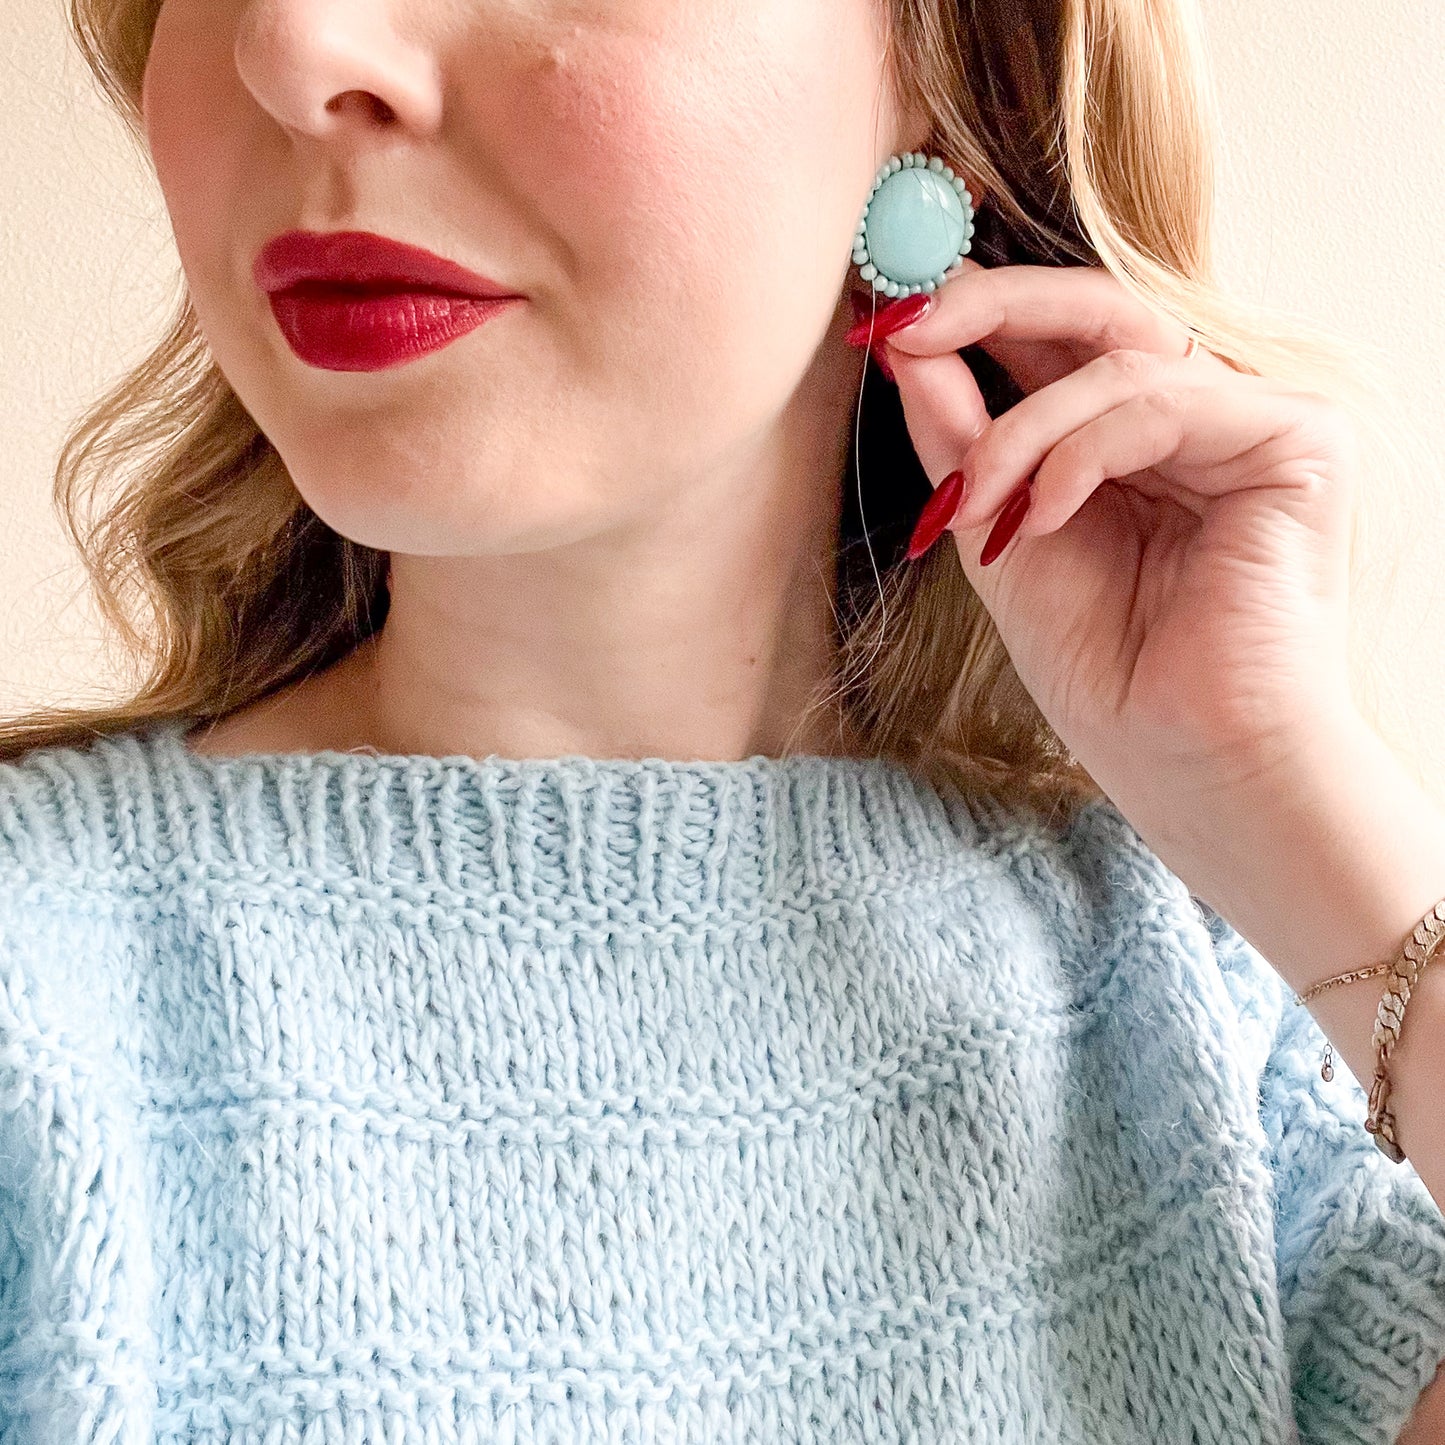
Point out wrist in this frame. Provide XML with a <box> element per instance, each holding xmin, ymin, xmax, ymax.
<box><xmin>1125</xmin><ymin>706</ymin><xmax>1445</xmax><ymax>985</ymax></box>
<box><xmin>1120</xmin><ymin>702</ymin><xmax>1376</xmax><ymax>902</ymax></box>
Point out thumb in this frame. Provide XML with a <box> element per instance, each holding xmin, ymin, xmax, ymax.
<box><xmin>888</xmin><ymin>345</ymin><xmax>990</xmax><ymax>502</ymax></box>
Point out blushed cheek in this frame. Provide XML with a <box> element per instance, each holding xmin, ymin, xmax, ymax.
<box><xmin>500</xmin><ymin>18</ymin><xmax>879</xmax><ymax>434</ymax></box>
<box><xmin>141</xmin><ymin>3</ymin><xmax>206</xmax><ymax>199</ymax></box>
<box><xmin>512</xmin><ymin>42</ymin><xmax>788</xmax><ymax>306</ymax></box>
<box><xmin>141</xmin><ymin>29</ymin><xmax>236</xmax><ymax>291</ymax></box>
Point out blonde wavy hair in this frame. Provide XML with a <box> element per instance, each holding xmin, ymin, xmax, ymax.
<box><xmin>0</xmin><ymin>0</ymin><xmax>1411</xmax><ymax>823</ymax></box>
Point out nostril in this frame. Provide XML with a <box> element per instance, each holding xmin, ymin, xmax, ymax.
<box><xmin>326</xmin><ymin>90</ymin><xmax>396</xmax><ymax>125</ymax></box>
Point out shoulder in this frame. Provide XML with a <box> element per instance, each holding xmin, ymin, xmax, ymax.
<box><xmin>994</xmin><ymin>791</ymin><xmax>1199</xmax><ymax>951</ymax></box>
<box><xmin>0</xmin><ymin>720</ymin><xmax>183</xmax><ymax>878</ymax></box>
<box><xmin>1027</xmin><ymin>793</ymin><xmax>1287</xmax><ymax>1059</ymax></box>
<box><xmin>0</xmin><ymin>723</ymin><xmax>179</xmax><ymax>1010</ymax></box>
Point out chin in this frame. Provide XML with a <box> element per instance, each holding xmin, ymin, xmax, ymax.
<box><xmin>285</xmin><ymin>482</ymin><xmax>542</xmax><ymax>560</ymax></box>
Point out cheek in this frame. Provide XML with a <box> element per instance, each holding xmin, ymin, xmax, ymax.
<box><xmin>141</xmin><ymin>6</ymin><xmax>240</xmax><ymax>286</ymax></box>
<box><xmin>517</xmin><ymin>55</ymin><xmax>731</xmax><ymax>279</ymax></box>
<box><xmin>515</xmin><ymin>28</ymin><xmax>871</xmax><ymax>365</ymax></box>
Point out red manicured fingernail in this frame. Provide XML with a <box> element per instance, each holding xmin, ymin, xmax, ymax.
<box><xmin>870</xmin><ymin>342</ymin><xmax>897</xmax><ymax>383</ymax></box>
<box><xmin>979</xmin><ymin>481</ymin><xmax>1031</xmax><ymax>566</ymax></box>
<box><xmin>845</xmin><ymin>292</ymin><xmax>931</xmax><ymax>348</ymax></box>
<box><xmin>906</xmin><ymin>469</ymin><xmax>968</xmax><ymax>561</ymax></box>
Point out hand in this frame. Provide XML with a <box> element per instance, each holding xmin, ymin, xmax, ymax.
<box><xmin>854</xmin><ymin>260</ymin><xmax>1365</xmax><ymax>824</ymax></box>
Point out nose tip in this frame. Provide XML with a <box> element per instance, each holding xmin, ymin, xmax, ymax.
<box><xmin>233</xmin><ymin>3</ymin><xmax>443</xmax><ymax>141</ymax></box>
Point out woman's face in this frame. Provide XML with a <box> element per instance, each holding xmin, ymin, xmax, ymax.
<box><xmin>140</xmin><ymin>0</ymin><xmax>913</xmax><ymax>557</ymax></box>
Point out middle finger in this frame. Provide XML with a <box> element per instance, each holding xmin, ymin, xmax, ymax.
<box><xmin>947</xmin><ymin>346</ymin><xmax>1216</xmax><ymax>533</ymax></box>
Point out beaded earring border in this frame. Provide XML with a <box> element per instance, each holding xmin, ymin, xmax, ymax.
<box><xmin>853</xmin><ymin>152</ymin><xmax>977</xmax><ymax>299</ymax></box>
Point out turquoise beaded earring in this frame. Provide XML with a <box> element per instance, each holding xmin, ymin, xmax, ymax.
<box><xmin>853</xmin><ymin>152</ymin><xmax>976</xmax><ymax>298</ymax></box>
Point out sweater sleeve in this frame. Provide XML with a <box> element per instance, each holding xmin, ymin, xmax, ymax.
<box><xmin>0</xmin><ymin>903</ymin><xmax>159</xmax><ymax>1444</ymax></box>
<box><xmin>1200</xmin><ymin>900</ymin><xmax>1445</xmax><ymax>1445</ymax></box>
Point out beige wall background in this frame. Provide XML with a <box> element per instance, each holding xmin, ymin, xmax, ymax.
<box><xmin>3</xmin><ymin>2</ymin><xmax>1443</xmax><ymax>795</ymax></box>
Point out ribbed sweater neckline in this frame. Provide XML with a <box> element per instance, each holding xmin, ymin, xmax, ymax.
<box><xmin>9</xmin><ymin>717</ymin><xmax>1035</xmax><ymax>918</ymax></box>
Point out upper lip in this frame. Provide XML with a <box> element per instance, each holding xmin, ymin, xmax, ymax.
<box><xmin>254</xmin><ymin>230</ymin><xmax>521</xmax><ymax>298</ymax></box>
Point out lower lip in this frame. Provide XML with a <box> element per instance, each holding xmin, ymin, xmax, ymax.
<box><xmin>266</xmin><ymin>285</ymin><xmax>522</xmax><ymax>372</ymax></box>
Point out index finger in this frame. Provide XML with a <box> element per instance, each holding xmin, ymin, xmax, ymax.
<box><xmin>885</xmin><ymin>259</ymin><xmax>1196</xmax><ymax>368</ymax></box>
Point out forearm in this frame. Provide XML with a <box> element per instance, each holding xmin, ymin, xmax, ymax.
<box><xmin>1129</xmin><ymin>712</ymin><xmax>1445</xmax><ymax>1211</ymax></box>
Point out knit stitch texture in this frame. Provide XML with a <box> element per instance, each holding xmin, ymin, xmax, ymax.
<box><xmin>2</xmin><ymin>718</ymin><xmax>1444</xmax><ymax>1444</ymax></box>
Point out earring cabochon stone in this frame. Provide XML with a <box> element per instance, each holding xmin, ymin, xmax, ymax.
<box><xmin>853</xmin><ymin>153</ymin><xmax>975</xmax><ymax>298</ymax></box>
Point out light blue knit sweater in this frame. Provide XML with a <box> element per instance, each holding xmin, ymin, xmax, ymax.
<box><xmin>2</xmin><ymin>717</ymin><xmax>1445</xmax><ymax>1444</ymax></box>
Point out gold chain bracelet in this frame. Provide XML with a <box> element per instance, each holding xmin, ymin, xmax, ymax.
<box><xmin>1294</xmin><ymin>896</ymin><xmax>1445</xmax><ymax>1163</ymax></box>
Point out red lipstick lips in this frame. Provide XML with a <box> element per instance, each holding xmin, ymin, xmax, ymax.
<box><xmin>254</xmin><ymin>230</ymin><xmax>524</xmax><ymax>372</ymax></box>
